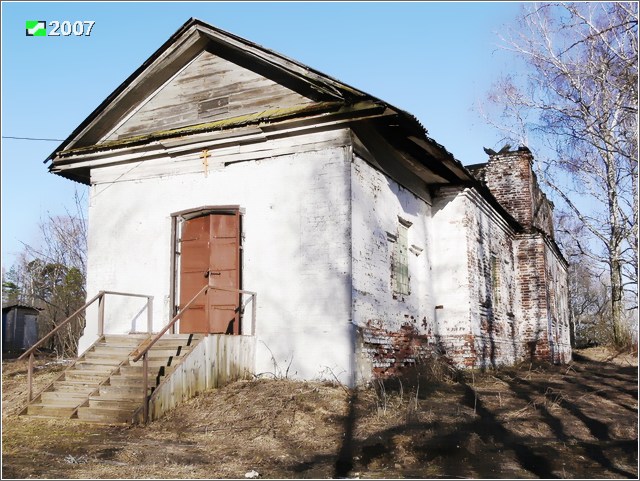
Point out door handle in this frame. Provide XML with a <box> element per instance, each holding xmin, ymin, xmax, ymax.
<box><xmin>204</xmin><ymin>270</ymin><xmax>221</xmax><ymax>278</ymax></box>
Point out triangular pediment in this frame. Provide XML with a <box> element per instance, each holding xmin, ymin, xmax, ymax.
<box><xmin>103</xmin><ymin>49</ymin><xmax>315</xmax><ymax>142</ymax></box>
<box><xmin>54</xmin><ymin>19</ymin><xmax>364</xmax><ymax>155</ymax></box>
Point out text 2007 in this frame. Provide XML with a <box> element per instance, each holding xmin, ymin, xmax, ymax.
<box><xmin>48</xmin><ymin>20</ymin><xmax>95</xmax><ymax>36</ymax></box>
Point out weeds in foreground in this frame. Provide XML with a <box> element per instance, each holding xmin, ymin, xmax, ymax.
<box><xmin>369</xmin><ymin>353</ymin><xmax>463</xmax><ymax>420</ymax></box>
<box><xmin>256</xmin><ymin>341</ymin><xmax>296</xmax><ymax>380</ymax></box>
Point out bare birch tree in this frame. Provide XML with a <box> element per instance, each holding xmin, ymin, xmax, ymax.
<box><xmin>555</xmin><ymin>210</ymin><xmax>614</xmax><ymax>346</ymax></box>
<box><xmin>482</xmin><ymin>2</ymin><xmax>638</xmax><ymax>347</ymax></box>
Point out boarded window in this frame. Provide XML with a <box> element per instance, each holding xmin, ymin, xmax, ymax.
<box><xmin>491</xmin><ymin>255</ymin><xmax>501</xmax><ymax>307</ymax></box>
<box><xmin>393</xmin><ymin>221</ymin><xmax>410</xmax><ymax>296</ymax></box>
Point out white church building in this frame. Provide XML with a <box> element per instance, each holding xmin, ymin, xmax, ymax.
<box><xmin>47</xmin><ymin>18</ymin><xmax>571</xmax><ymax>385</ymax></box>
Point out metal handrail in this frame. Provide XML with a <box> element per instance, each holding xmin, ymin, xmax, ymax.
<box><xmin>18</xmin><ymin>334</ymin><xmax>107</xmax><ymax>416</ymax></box>
<box><xmin>131</xmin><ymin>280</ymin><xmax>257</xmax><ymax>423</ymax></box>
<box><xmin>209</xmin><ymin>285</ymin><xmax>257</xmax><ymax>337</ymax></box>
<box><xmin>18</xmin><ymin>292</ymin><xmax>102</xmax><ymax>362</ymax></box>
<box><xmin>18</xmin><ymin>290</ymin><xmax>153</xmax><ymax>404</ymax></box>
<box><xmin>130</xmin><ymin>284</ymin><xmax>209</xmax><ymax>362</ymax></box>
<box><xmin>130</xmin><ymin>283</ymin><xmax>208</xmax><ymax>424</ymax></box>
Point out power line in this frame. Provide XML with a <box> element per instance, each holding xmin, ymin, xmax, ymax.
<box><xmin>2</xmin><ymin>136</ymin><xmax>64</xmax><ymax>142</ymax></box>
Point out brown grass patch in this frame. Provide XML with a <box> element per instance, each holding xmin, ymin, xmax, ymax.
<box><xmin>2</xmin><ymin>351</ymin><xmax>637</xmax><ymax>479</ymax></box>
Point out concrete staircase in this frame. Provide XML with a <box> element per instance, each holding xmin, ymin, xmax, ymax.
<box><xmin>22</xmin><ymin>333</ymin><xmax>203</xmax><ymax>424</ymax></box>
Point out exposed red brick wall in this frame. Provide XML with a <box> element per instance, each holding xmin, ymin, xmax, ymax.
<box><xmin>358</xmin><ymin>321</ymin><xmax>480</xmax><ymax>378</ymax></box>
<box><xmin>359</xmin><ymin>321</ymin><xmax>431</xmax><ymax>378</ymax></box>
<box><xmin>482</xmin><ymin>148</ymin><xmax>554</xmax><ymax>237</ymax></box>
<box><xmin>543</xmin><ymin>240</ymin><xmax>572</xmax><ymax>363</ymax></box>
<box><xmin>480</xmin><ymin>148</ymin><xmax>568</xmax><ymax>365</ymax></box>
<box><xmin>483</xmin><ymin>149</ymin><xmax>535</xmax><ymax>228</ymax></box>
<box><xmin>515</xmin><ymin>234</ymin><xmax>551</xmax><ymax>362</ymax></box>
<box><xmin>355</xmin><ymin>147</ymin><xmax>570</xmax><ymax>380</ymax></box>
<box><xmin>464</xmin><ymin>189</ymin><xmax>519</xmax><ymax>368</ymax></box>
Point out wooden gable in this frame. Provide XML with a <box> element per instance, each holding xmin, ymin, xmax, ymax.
<box><xmin>103</xmin><ymin>49</ymin><xmax>314</xmax><ymax>142</ymax></box>
<box><xmin>51</xmin><ymin>19</ymin><xmax>352</xmax><ymax>155</ymax></box>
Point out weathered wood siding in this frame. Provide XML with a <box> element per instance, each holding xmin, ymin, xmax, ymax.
<box><xmin>105</xmin><ymin>50</ymin><xmax>313</xmax><ymax>142</ymax></box>
<box><xmin>148</xmin><ymin>334</ymin><xmax>255</xmax><ymax>421</ymax></box>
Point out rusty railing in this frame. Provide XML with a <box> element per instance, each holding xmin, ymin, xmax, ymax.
<box><xmin>130</xmin><ymin>280</ymin><xmax>256</xmax><ymax>423</ymax></box>
<box><xmin>18</xmin><ymin>290</ymin><xmax>153</xmax><ymax>404</ymax></box>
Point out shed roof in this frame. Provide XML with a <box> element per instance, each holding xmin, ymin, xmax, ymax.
<box><xmin>2</xmin><ymin>304</ymin><xmax>41</xmax><ymax>314</ymax></box>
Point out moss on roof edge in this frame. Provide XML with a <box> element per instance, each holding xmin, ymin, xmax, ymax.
<box><xmin>56</xmin><ymin>101</ymin><xmax>352</xmax><ymax>158</ymax></box>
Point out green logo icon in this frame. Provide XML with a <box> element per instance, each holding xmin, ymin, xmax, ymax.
<box><xmin>26</xmin><ymin>20</ymin><xmax>46</xmax><ymax>36</ymax></box>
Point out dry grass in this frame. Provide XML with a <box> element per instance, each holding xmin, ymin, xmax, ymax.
<box><xmin>2</xmin><ymin>346</ymin><xmax>637</xmax><ymax>479</ymax></box>
<box><xmin>575</xmin><ymin>346</ymin><xmax>638</xmax><ymax>366</ymax></box>
<box><xmin>2</xmin><ymin>356</ymin><xmax>71</xmax><ymax>418</ymax></box>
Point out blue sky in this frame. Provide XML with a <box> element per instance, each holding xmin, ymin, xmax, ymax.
<box><xmin>1</xmin><ymin>1</ymin><xmax>523</xmax><ymax>269</ymax></box>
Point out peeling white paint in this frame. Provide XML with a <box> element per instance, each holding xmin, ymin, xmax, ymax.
<box><xmin>81</xmin><ymin>129</ymin><xmax>354</xmax><ymax>383</ymax></box>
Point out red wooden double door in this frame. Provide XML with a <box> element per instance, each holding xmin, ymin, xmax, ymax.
<box><xmin>179</xmin><ymin>212</ymin><xmax>241</xmax><ymax>335</ymax></box>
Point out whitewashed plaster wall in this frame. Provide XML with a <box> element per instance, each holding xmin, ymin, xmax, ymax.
<box><xmin>81</xmin><ymin>128</ymin><xmax>354</xmax><ymax>383</ymax></box>
<box><xmin>350</xmin><ymin>155</ymin><xmax>433</xmax><ymax>379</ymax></box>
<box><xmin>430</xmin><ymin>187</ymin><xmax>472</xmax><ymax>343</ymax></box>
<box><xmin>351</xmin><ymin>155</ymin><xmax>432</xmax><ymax>328</ymax></box>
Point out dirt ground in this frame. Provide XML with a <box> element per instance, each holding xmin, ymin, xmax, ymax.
<box><xmin>2</xmin><ymin>347</ymin><xmax>637</xmax><ymax>479</ymax></box>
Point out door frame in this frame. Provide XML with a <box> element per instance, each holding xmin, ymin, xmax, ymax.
<box><xmin>169</xmin><ymin>205</ymin><xmax>244</xmax><ymax>333</ymax></box>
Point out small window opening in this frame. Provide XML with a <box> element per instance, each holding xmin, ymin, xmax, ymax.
<box><xmin>393</xmin><ymin>222</ymin><xmax>410</xmax><ymax>296</ymax></box>
<box><xmin>491</xmin><ymin>255</ymin><xmax>501</xmax><ymax>307</ymax></box>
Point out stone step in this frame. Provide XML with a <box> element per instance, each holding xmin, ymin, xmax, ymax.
<box><xmin>77</xmin><ymin>406</ymin><xmax>135</xmax><ymax>424</ymax></box>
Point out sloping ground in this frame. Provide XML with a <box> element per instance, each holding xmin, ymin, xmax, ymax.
<box><xmin>2</xmin><ymin>347</ymin><xmax>637</xmax><ymax>479</ymax></box>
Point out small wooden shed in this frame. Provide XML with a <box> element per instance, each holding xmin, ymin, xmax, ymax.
<box><xmin>2</xmin><ymin>304</ymin><xmax>40</xmax><ymax>355</ymax></box>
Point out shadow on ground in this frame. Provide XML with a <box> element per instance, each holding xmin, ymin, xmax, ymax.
<box><xmin>294</xmin><ymin>353</ymin><xmax>638</xmax><ymax>479</ymax></box>
<box><xmin>2</xmin><ymin>349</ymin><xmax>637</xmax><ymax>479</ymax></box>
